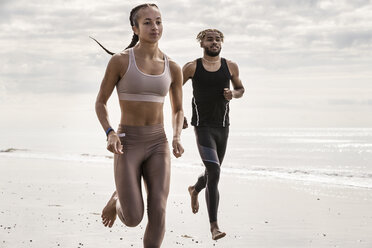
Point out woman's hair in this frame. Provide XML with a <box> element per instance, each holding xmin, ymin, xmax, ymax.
<box><xmin>196</xmin><ymin>29</ymin><xmax>224</xmax><ymax>43</ymax></box>
<box><xmin>91</xmin><ymin>3</ymin><xmax>159</xmax><ymax>55</ymax></box>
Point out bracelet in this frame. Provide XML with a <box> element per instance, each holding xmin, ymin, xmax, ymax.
<box><xmin>105</xmin><ymin>127</ymin><xmax>115</xmax><ymax>137</ymax></box>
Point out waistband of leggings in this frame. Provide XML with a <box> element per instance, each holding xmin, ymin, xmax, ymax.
<box><xmin>117</xmin><ymin>123</ymin><xmax>165</xmax><ymax>136</ymax></box>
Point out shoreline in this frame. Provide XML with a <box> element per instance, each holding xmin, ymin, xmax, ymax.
<box><xmin>1</xmin><ymin>148</ymin><xmax>372</xmax><ymax>190</ymax></box>
<box><xmin>1</xmin><ymin>157</ymin><xmax>372</xmax><ymax>247</ymax></box>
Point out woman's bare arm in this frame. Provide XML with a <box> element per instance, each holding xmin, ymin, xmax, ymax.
<box><xmin>169</xmin><ymin>59</ymin><xmax>184</xmax><ymax>158</ymax></box>
<box><xmin>95</xmin><ymin>54</ymin><xmax>126</xmax><ymax>154</ymax></box>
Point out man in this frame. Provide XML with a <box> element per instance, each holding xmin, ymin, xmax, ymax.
<box><xmin>182</xmin><ymin>29</ymin><xmax>245</xmax><ymax>240</ymax></box>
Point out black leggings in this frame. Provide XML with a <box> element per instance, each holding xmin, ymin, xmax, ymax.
<box><xmin>193</xmin><ymin>126</ymin><xmax>229</xmax><ymax>223</ymax></box>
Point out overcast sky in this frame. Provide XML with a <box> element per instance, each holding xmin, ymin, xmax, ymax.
<box><xmin>1</xmin><ymin>0</ymin><xmax>372</xmax><ymax>127</ymax></box>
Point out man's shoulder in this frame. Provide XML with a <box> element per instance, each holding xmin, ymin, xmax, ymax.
<box><xmin>183</xmin><ymin>59</ymin><xmax>198</xmax><ymax>68</ymax></box>
<box><xmin>224</xmin><ymin>58</ymin><xmax>238</xmax><ymax>67</ymax></box>
<box><xmin>223</xmin><ymin>58</ymin><xmax>239</xmax><ymax>75</ymax></box>
<box><xmin>182</xmin><ymin>59</ymin><xmax>198</xmax><ymax>73</ymax></box>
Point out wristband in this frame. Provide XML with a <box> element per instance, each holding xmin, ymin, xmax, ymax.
<box><xmin>105</xmin><ymin>127</ymin><xmax>115</xmax><ymax>137</ymax></box>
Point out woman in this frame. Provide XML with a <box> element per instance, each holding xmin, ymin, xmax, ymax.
<box><xmin>95</xmin><ymin>4</ymin><xmax>184</xmax><ymax>248</ymax></box>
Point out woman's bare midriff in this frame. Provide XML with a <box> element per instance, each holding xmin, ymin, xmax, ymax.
<box><xmin>119</xmin><ymin>100</ymin><xmax>164</xmax><ymax>126</ymax></box>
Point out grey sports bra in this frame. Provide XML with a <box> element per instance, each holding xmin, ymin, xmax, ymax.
<box><xmin>116</xmin><ymin>48</ymin><xmax>172</xmax><ymax>103</ymax></box>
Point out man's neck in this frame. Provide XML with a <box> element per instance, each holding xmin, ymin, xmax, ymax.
<box><xmin>202</xmin><ymin>55</ymin><xmax>220</xmax><ymax>63</ymax></box>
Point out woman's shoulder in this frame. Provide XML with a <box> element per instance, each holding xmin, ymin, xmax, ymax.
<box><xmin>113</xmin><ymin>49</ymin><xmax>130</xmax><ymax>61</ymax></box>
<box><xmin>161</xmin><ymin>51</ymin><xmax>179</xmax><ymax>70</ymax></box>
<box><xmin>167</xmin><ymin>58</ymin><xmax>181</xmax><ymax>74</ymax></box>
<box><xmin>110</xmin><ymin>49</ymin><xmax>129</xmax><ymax>68</ymax></box>
<box><xmin>102</xmin><ymin>51</ymin><xmax>129</xmax><ymax>78</ymax></box>
<box><xmin>161</xmin><ymin>55</ymin><xmax>181</xmax><ymax>81</ymax></box>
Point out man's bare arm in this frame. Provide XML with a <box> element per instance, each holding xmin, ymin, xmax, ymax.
<box><xmin>182</xmin><ymin>61</ymin><xmax>197</xmax><ymax>85</ymax></box>
<box><xmin>224</xmin><ymin>61</ymin><xmax>245</xmax><ymax>100</ymax></box>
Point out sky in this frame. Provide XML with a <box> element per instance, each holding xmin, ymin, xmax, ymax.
<box><xmin>1</xmin><ymin>0</ymin><xmax>372</xmax><ymax>131</ymax></box>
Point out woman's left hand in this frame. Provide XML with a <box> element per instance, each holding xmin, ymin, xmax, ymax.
<box><xmin>172</xmin><ymin>139</ymin><xmax>184</xmax><ymax>158</ymax></box>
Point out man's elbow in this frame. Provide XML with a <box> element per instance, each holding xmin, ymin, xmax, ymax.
<box><xmin>240</xmin><ymin>87</ymin><xmax>245</xmax><ymax>95</ymax></box>
<box><xmin>234</xmin><ymin>87</ymin><xmax>245</xmax><ymax>98</ymax></box>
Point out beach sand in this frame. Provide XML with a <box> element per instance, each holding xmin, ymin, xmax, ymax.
<box><xmin>1</xmin><ymin>157</ymin><xmax>372</xmax><ymax>248</ymax></box>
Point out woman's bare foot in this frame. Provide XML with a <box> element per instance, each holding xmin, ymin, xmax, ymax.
<box><xmin>188</xmin><ymin>186</ymin><xmax>199</xmax><ymax>213</ymax></box>
<box><xmin>210</xmin><ymin>222</ymin><xmax>226</xmax><ymax>240</ymax></box>
<box><xmin>101</xmin><ymin>191</ymin><xmax>118</xmax><ymax>228</ymax></box>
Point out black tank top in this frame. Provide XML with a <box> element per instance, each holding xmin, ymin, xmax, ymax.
<box><xmin>191</xmin><ymin>58</ymin><xmax>232</xmax><ymax>127</ymax></box>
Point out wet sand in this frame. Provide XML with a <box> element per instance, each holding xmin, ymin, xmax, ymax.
<box><xmin>1</xmin><ymin>157</ymin><xmax>372</xmax><ymax>247</ymax></box>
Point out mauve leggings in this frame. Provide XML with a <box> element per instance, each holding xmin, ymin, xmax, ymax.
<box><xmin>114</xmin><ymin>124</ymin><xmax>170</xmax><ymax>248</ymax></box>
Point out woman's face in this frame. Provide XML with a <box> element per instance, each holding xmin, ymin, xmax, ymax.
<box><xmin>133</xmin><ymin>6</ymin><xmax>163</xmax><ymax>43</ymax></box>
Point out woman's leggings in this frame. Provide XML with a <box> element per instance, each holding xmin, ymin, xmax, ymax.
<box><xmin>114</xmin><ymin>124</ymin><xmax>170</xmax><ymax>248</ymax></box>
<box><xmin>193</xmin><ymin>126</ymin><xmax>229</xmax><ymax>223</ymax></box>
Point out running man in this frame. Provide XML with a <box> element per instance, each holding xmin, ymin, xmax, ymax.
<box><xmin>182</xmin><ymin>29</ymin><xmax>245</xmax><ymax>240</ymax></box>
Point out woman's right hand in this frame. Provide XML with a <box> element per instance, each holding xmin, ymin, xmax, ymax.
<box><xmin>106</xmin><ymin>133</ymin><xmax>123</xmax><ymax>154</ymax></box>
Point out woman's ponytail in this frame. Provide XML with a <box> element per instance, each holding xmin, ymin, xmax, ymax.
<box><xmin>125</xmin><ymin>33</ymin><xmax>139</xmax><ymax>49</ymax></box>
<box><xmin>89</xmin><ymin>36</ymin><xmax>114</xmax><ymax>55</ymax></box>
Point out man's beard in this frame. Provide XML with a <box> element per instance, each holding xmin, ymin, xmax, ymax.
<box><xmin>205</xmin><ymin>47</ymin><xmax>221</xmax><ymax>57</ymax></box>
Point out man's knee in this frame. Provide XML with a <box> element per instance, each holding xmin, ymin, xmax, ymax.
<box><xmin>205</xmin><ymin>162</ymin><xmax>220</xmax><ymax>182</ymax></box>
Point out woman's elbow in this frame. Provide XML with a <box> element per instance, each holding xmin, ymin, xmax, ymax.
<box><xmin>173</xmin><ymin>108</ymin><xmax>184</xmax><ymax>116</ymax></box>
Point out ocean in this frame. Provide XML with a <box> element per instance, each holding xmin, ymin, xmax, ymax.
<box><xmin>1</xmin><ymin>127</ymin><xmax>371</xmax><ymax>190</ymax></box>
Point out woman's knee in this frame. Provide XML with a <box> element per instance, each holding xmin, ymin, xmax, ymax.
<box><xmin>147</xmin><ymin>196</ymin><xmax>167</xmax><ymax>221</ymax></box>
<box><xmin>121</xmin><ymin>209</ymin><xmax>144</xmax><ymax>227</ymax></box>
<box><xmin>125</xmin><ymin>216</ymin><xmax>143</xmax><ymax>227</ymax></box>
<box><xmin>117</xmin><ymin>198</ymin><xmax>144</xmax><ymax>227</ymax></box>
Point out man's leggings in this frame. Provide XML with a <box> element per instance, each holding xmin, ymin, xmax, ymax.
<box><xmin>193</xmin><ymin>126</ymin><xmax>229</xmax><ymax>223</ymax></box>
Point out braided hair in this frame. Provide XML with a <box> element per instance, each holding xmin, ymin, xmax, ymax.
<box><xmin>91</xmin><ymin>3</ymin><xmax>159</xmax><ymax>55</ymax></box>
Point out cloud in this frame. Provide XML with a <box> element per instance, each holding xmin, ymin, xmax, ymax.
<box><xmin>0</xmin><ymin>0</ymin><xmax>372</xmax><ymax>95</ymax></box>
<box><xmin>328</xmin><ymin>99</ymin><xmax>372</xmax><ymax>106</ymax></box>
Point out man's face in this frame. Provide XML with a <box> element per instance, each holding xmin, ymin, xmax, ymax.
<box><xmin>201</xmin><ymin>31</ymin><xmax>222</xmax><ymax>57</ymax></box>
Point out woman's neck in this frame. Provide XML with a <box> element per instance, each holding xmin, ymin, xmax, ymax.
<box><xmin>135</xmin><ymin>42</ymin><xmax>160</xmax><ymax>59</ymax></box>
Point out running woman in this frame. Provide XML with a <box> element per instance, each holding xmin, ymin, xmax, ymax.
<box><xmin>95</xmin><ymin>4</ymin><xmax>184</xmax><ymax>248</ymax></box>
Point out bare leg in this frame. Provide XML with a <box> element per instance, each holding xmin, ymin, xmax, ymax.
<box><xmin>188</xmin><ymin>186</ymin><xmax>199</xmax><ymax>213</ymax></box>
<box><xmin>210</xmin><ymin>221</ymin><xmax>226</xmax><ymax>240</ymax></box>
<box><xmin>101</xmin><ymin>191</ymin><xmax>118</xmax><ymax>228</ymax></box>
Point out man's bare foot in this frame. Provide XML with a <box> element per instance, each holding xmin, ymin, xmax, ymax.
<box><xmin>188</xmin><ymin>186</ymin><xmax>199</xmax><ymax>213</ymax></box>
<box><xmin>101</xmin><ymin>191</ymin><xmax>118</xmax><ymax>228</ymax></box>
<box><xmin>210</xmin><ymin>222</ymin><xmax>226</xmax><ymax>240</ymax></box>
<box><xmin>212</xmin><ymin>229</ymin><xmax>226</xmax><ymax>240</ymax></box>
